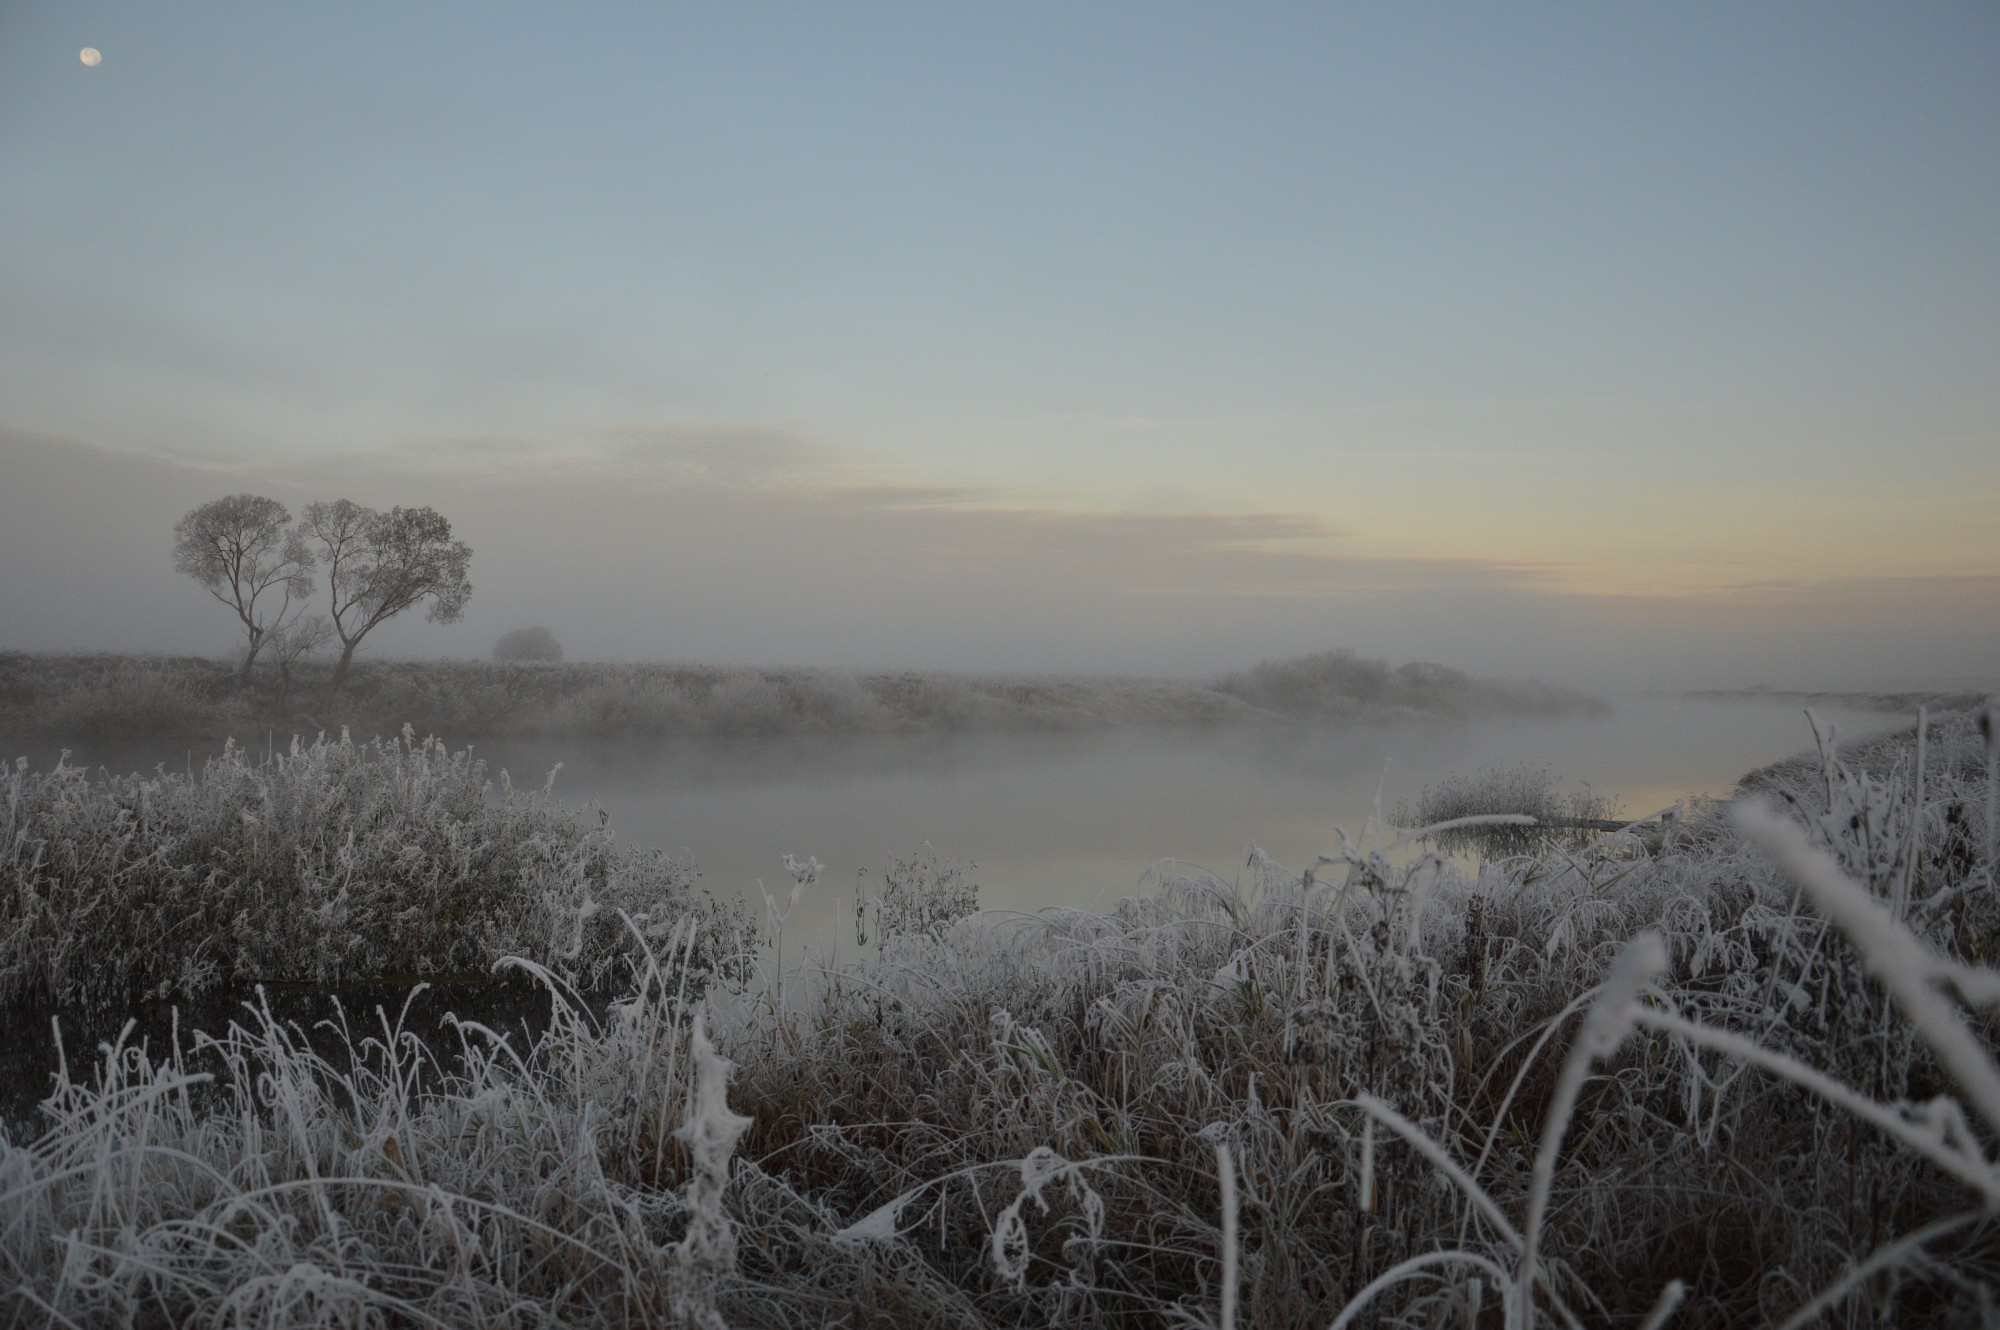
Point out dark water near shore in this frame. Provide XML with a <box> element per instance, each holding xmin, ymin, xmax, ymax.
<box><xmin>18</xmin><ymin>693</ymin><xmax>1918</xmax><ymax>956</ymax></box>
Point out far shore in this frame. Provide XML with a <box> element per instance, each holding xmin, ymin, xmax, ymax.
<box><xmin>1679</xmin><ymin>685</ymin><xmax>1989</xmax><ymax>712</ymax></box>
<box><xmin>0</xmin><ymin>648</ymin><xmax>1604</xmax><ymax>743</ymax></box>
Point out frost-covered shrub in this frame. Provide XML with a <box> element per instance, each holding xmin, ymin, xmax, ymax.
<box><xmin>1212</xmin><ymin>647</ymin><xmax>1395</xmax><ymax>716</ymax></box>
<box><xmin>0</xmin><ymin>728</ymin><xmax>749</xmax><ymax>1013</ymax></box>
<box><xmin>545</xmin><ymin>675</ymin><xmax>702</xmax><ymax>733</ymax></box>
<box><xmin>492</xmin><ymin>624</ymin><xmax>563</xmax><ymax>663</ymax></box>
<box><xmin>863</xmin><ymin>670</ymin><xmax>1006</xmax><ymax>729</ymax></box>
<box><xmin>1399</xmin><ymin>762</ymin><xmax>1618</xmax><ymax>856</ymax></box>
<box><xmin>1211</xmin><ymin>647</ymin><xmax>1603</xmax><ymax>721</ymax></box>
<box><xmin>704</xmin><ymin>673</ymin><xmax>796</xmax><ymax>735</ymax></box>
<box><xmin>855</xmin><ymin>843</ymin><xmax>979</xmax><ymax>946</ymax></box>
<box><xmin>787</xmin><ymin>668</ymin><xmax>890</xmax><ymax>731</ymax></box>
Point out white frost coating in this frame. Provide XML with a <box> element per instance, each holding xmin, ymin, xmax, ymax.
<box><xmin>7</xmin><ymin>707</ymin><xmax>1997</xmax><ymax>1324</ymax></box>
<box><xmin>1984</xmin><ymin>699</ymin><xmax>1999</xmax><ymax>884</ymax></box>
<box><xmin>1327</xmin><ymin>1250</ymin><xmax>1517</xmax><ymax>1330</ymax></box>
<box><xmin>1517</xmin><ymin>931</ymin><xmax>1668</xmax><ymax>1326</ymax></box>
<box><xmin>833</xmin><ymin>1195</ymin><xmax>910</xmax><ymax>1243</ymax></box>
<box><xmin>1634</xmin><ymin>1006</ymin><xmax>2000</xmax><ymax>1204</ymax></box>
<box><xmin>1351</xmin><ymin>1093</ymin><xmax>1521</xmax><ymax>1249</ymax></box>
<box><xmin>1386</xmin><ymin>812</ymin><xmax>1538</xmax><ymax>850</ymax></box>
<box><xmin>1216</xmin><ymin>1142</ymin><xmax>1238</xmax><ymax>1330</ymax></box>
<box><xmin>779</xmin><ymin>854</ymin><xmax>822</xmax><ymax>917</ymax></box>
<box><xmin>1734</xmin><ymin>799</ymin><xmax>2000</xmax><ymax>1140</ymax></box>
<box><xmin>761</xmin><ymin>853</ymin><xmax>822</xmax><ymax>1009</ymax></box>
<box><xmin>673</xmin><ymin>1010</ymin><xmax>753</xmax><ymax>1330</ymax></box>
<box><xmin>989</xmin><ymin>1146</ymin><xmax>1105</xmax><ymax>1290</ymax></box>
<box><xmin>1635</xmin><ymin>1279</ymin><xmax>1686</xmax><ymax>1330</ymax></box>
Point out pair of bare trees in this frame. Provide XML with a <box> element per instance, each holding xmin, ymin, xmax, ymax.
<box><xmin>171</xmin><ymin>494</ymin><xmax>472</xmax><ymax>697</ymax></box>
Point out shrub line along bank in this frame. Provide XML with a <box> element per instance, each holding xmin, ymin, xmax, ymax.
<box><xmin>0</xmin><ymin>648</ymin><xmax>1603</xmax><ymax>742</ymax></box>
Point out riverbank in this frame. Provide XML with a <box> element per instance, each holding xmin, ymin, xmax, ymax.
<box><xmin>0</xmin><ymin>648</ymin><xmax>1602</xmax><ymax>742</ymax></box>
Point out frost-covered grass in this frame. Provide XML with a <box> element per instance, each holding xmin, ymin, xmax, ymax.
<box><xmin>0</xmin><ymin>729</ymin><xmax>748</xmax><ymax>1015</ymax></box>
<box><xmin>0</xmin><ymin>649</ymin><xmax>1601</xmax><ymax>742</ymax></box>
<box><xmin>2</xmin><ymin>704</ymin><xmax>1997</xmax><ymax>1327</ymax></box>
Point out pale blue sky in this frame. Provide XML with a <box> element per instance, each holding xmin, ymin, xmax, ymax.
<box><xmin>1</xmin><ymin>2</ymin><xmax>1996</xmax><ymax>681</ymax></box>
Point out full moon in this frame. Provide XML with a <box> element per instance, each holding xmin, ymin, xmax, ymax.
<box><xmin>79</xmin><ymin>48</ymin><xmax>101</xmax><ymax>66</ymax></box>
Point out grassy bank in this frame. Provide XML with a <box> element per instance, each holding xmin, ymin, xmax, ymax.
<box><xmin>0</xmin><ymin>648</ymin><xmax>1601</xmax><ymax>742</ymax></box>
<box><xmin>1</xmin><ymin>705</ymin><xmax>1996</xmax><ymax>1326</ymax></box>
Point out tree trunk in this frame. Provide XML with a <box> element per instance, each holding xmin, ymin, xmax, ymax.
<box><xmin>328</xmin><ymin>640</ymin><xmax>359</xmax><ymax>695</ymax></box>
<box><xmin>238</xmin><ymin>631</ymin><xmax>264</xmax><ymax>685</ymax></box>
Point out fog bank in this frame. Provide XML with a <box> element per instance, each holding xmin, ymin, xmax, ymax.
<box><xmin>3</xmin><ymin>430</ymin><xmax>1993</xmax><ymax>692</ymax></box>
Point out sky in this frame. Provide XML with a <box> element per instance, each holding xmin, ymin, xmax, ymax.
<box><xmin>1</xmin><ymin>2</ymin><xmax>1996</xmax><ymax>688</ymax></box>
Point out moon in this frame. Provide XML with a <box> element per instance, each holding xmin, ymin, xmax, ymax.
<box><xmin>79</xmin><ymin>47</ymin><xmax>101</xmax><ymax>66</ymax></box>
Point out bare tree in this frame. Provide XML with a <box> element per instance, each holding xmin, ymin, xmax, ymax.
<box><xmin>172</xmin><ymin>494</ymin><xmax>316</xmax><ymax>683</ymax></box>
<box><xmin>301</xmin><ymin>499</ymin><xmax>473</xmax><ymax>693</ymax></box>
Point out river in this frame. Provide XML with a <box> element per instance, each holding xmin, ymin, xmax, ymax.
<box><xmin>13</xmin><ymin>693</ymin><xmax>1919</xmax><ymax>955</ymax></box>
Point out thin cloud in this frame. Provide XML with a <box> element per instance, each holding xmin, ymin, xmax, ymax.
<box><xmin>808</xmin><ymin>483</ymin><xmax>1007</xmax><ymax>510</ymax></box>
<box><xmin>1017</xmin><ymin>413</ymin><xmax>1191</xmax><ymax>431</ymax></box>
<box><xmin>356</xmin><ymin>426</ymin><xmax>843</xmax><ymax>487</ymax></box>
<box><xmin>594</xmin><ymin>424</ymin><xmax>842</xmax><ymax>485</ymax></box>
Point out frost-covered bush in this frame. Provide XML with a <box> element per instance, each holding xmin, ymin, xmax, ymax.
<box><xmin>1211</xmin><ymin>647</ymin><xmax>1604</xmax><ymax>721</ymax></box>
<box><xmin>1399</xmin><ymin>762</ymin><xmax>1619</xmax><ymax>856</ymax></box>
<box><xmin>786</xmin><ymin>668</ymin><xmax>890</xmax><ymax>731</ymax></box>
<box><xmin>854</xmin><ymin>843</ymin><xmax>979</xmax><ymax>946</ymax></box>
<box><xmin>492</xmin><ymin>624</ymin><xmax>563</xmax><ymax>663</ymax></box>
<box><xmin>0</xmin><ymin>728</ymin><xmax>749</xmax><ymax>1013</ymax></box>
<box><xmin>702</xmin><ymin>673</ymin><xmax>795</xmax><ymax>734</ymax></box>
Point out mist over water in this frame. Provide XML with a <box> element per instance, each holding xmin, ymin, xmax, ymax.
<box><xmin>471</xmin><ymin>695</ymin><xmax>1910</xmax><ymax>947</ymax></box>
<box><xmin>25</xmin><ymin>693</ymin><xmax>1917</xmax><ymax>954</ymax></box>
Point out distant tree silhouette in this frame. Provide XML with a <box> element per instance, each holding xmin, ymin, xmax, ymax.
<box><xmin>493</xmin><ymin>626</ymin><xmax>562</xmax><ymax>664</ymax></box>
<box><xmin>300</xmin><ymin>499</ymin><xmax>472</xmax><ymax>693</ymax></box>
<box><xmin>172</xmin><ymin>494</ymin><xmax>316</xmax><ymax>683</ymax></box>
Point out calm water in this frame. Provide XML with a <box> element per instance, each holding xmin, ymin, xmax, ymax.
<box><xmin>18</xmin><ymin>695</ymin><xmax>1915</xmax><ymax>954</ymax></box>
